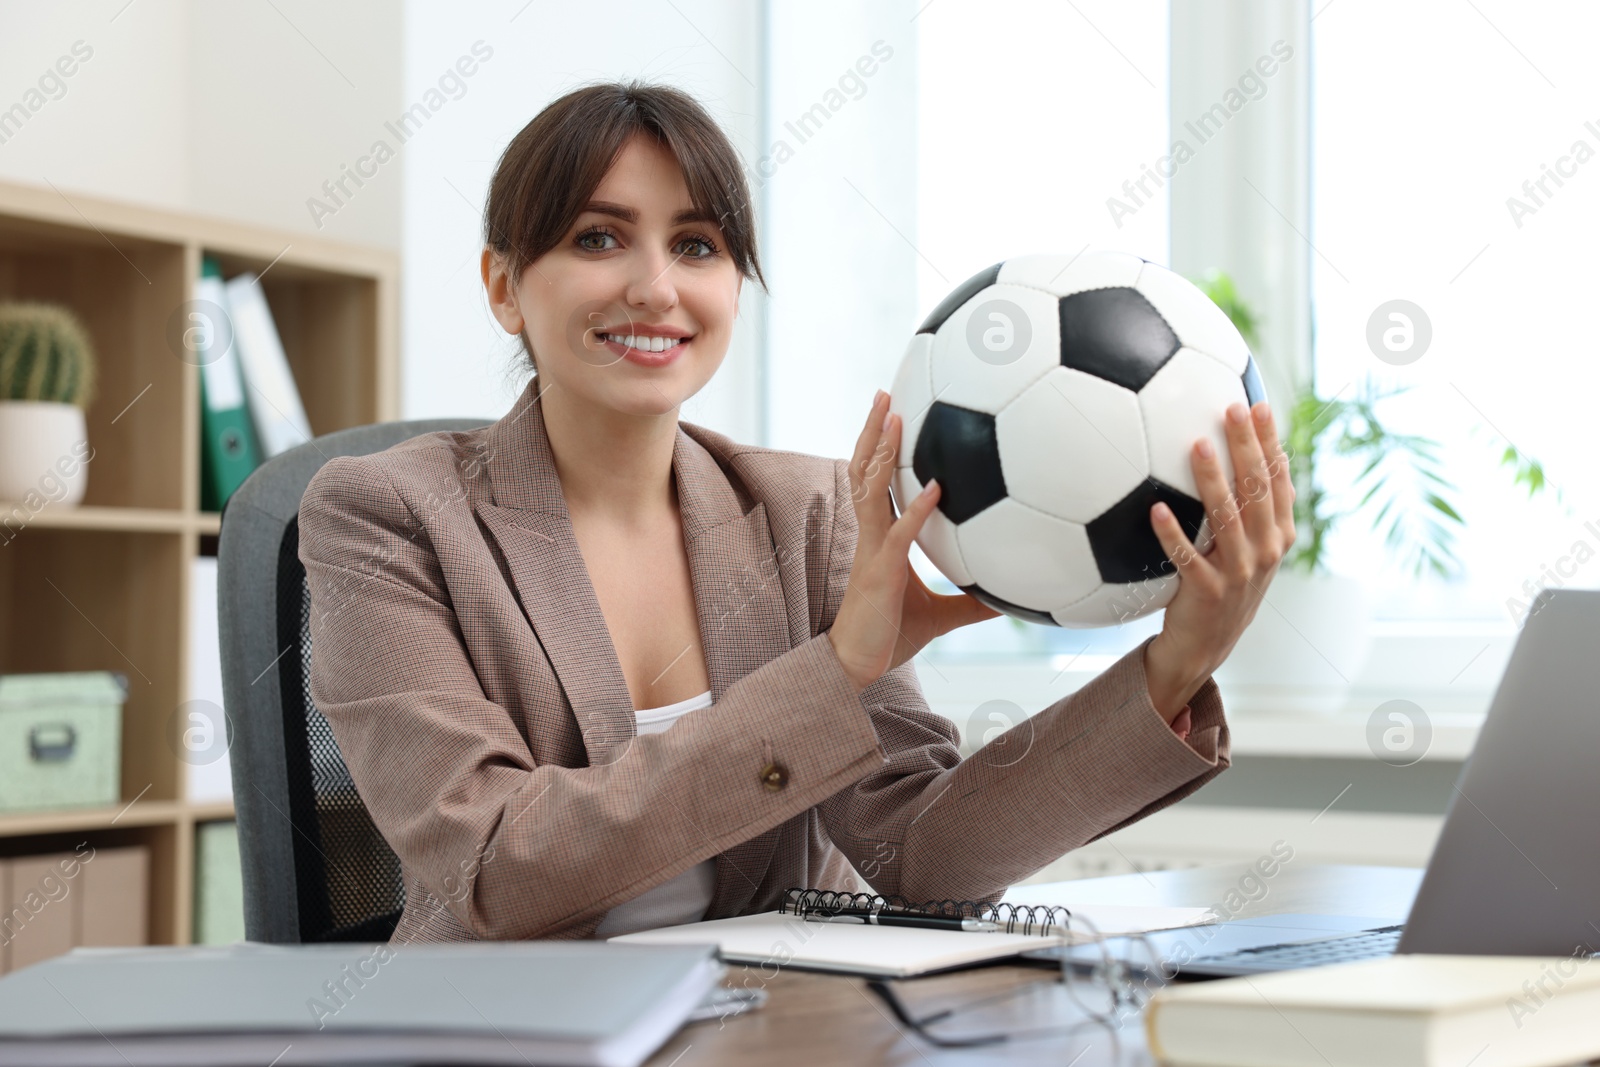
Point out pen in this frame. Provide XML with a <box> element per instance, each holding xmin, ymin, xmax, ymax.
<box><xmin>804</xmin><ymin>911</ymin><xmax>1002</xmax><ymax>933</ymax></box>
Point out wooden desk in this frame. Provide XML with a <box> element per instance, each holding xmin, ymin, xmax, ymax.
<box><xmin>646</xmin><ymin>864</ymin><xmax>1424</xmax><ymax>1066</ymax></box>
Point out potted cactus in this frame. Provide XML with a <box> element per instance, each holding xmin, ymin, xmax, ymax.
<box><xmin>0</xmin><ymin>302</ymin><xmax>97</xmax><ymax>506</ymax></box>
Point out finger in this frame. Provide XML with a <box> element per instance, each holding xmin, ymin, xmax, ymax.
<box><xmin>849</xmin><ymin>391</ymin><xmax>890</xmax><ymax>495</ymax></box>
<box><xmin>958</xmin><ymin>592</ymin><xmax>1004</xmax><ymax>623</ymax></box>
<box><xmin>1223</xmin><ymin>401</ymin><xmax>1273</xmax><ymax>542</ymax></box>
<box><xmin>930</xmin><ymin>590</ymin><xmax>1002</xmax><ymax>638</ymax></box>
<box><xmin>851</xmin><ymin>422</ymin><xmax>902</xmax><ymax>556</ymax></box>
<box><xmin>1150</xmin><ymin>499</ymin><xmax>1209</xmax><ymax>577</ymax></box>
<box><xmin>853</xmin><ymin>410</ymin><xmax>899</xmax><ymax>537</ymax></box>
<box><xmin>1190</xmin><ymin>436</ymin><xmax>1244</xmax><ymax>559</ymax></box>
<box><xmin>884</xmin><ymin>477</ymin><xmax>940</xmax><ymax>556</ymax></box>
<box><xmin>861</xmin><ymin>413</ymin><xmax>901</xmax><ymax>505</ymax></box>
<box><xmin>1254</xmin><ymin>401</ymin><xmax>1296</xmax><ymax>537</ymax></box>
<box><xmin>910</xmin><ymin>560</ymin><xmax>1001</xmax><ymax>631</ymax></box>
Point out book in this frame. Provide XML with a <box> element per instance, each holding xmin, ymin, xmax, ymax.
<box><xmin>196</xmin><ymin>258</ymin><xmax>261</xmax><ymax>511</ymax></box>
<box><xmin>224</xmin><ymin>271</ymin><xmax>312</xmax><ymax>458</ymax></box>
<box><xmin>610</xmin><ymin>888</ymin><xmax>1212</xmax><ymax>978</ymax></box>
<box><xmin>1144</xmin><ymin>953</ymin><xmax>1600</xmax><ymax>1067</ymax></box>
<box><xmin>0</xmin><ymin>941</ymin><xmax>721</xmax><ymax>1067</ymax></box>
<box><xmin>184</xmin><ymin>555</ymin><xmax>232</xmax><ymax>803</ymax></box>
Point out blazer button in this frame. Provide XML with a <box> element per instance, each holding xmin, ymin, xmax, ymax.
<box><xmin>759</xmin><ymin>762</ymin><xmax>789</xmax><ymax>792</ymax></box>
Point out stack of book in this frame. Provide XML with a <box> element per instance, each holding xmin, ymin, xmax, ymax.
<box><xmin>1146</xmin><ymin>954</ymin><xmax>1600</xmax><ymax>1067</ymax></box>
<box><xmin>196</xmin><ymin>256</ymin><xmax>312</xmax><ymax>512</ymax></box>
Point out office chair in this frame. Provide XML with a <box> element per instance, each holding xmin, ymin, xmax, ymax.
<box><xmin>218</xmin><ymin>418</ymin><xmax>490</xmax><ymax>943</ymax></box>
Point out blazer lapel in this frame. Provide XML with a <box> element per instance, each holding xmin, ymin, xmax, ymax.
<box><xmin>473</xmin><ymin>379</ymin><xmax>634</xmax><ymax>764</ymax></box>
<box><xmin>474</xmin><ymin>379</ymin><xmax>796</xmax><ymax>910</ymax></box>
<box><xmin>679</xmin><ymin>498</ymin><xmax>795</xmax><ymax>918</ymax></box>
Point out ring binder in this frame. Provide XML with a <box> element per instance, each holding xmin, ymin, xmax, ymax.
<box><xmin>781</xmin><ymin>888</ymin><xmax>1072</xmax><ymax>937</ymax></box>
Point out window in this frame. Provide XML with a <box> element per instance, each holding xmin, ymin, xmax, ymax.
<box><xmin>1310</xmin><ymin>0</ymin><xmax>1600</xmax><ymax>625</ymax></box>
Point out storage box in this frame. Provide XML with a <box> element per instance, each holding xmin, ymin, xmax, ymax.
<box><xmin>0</xmin><ymin>844</ymin><xmax>148</xmax><ymax>974</ymax></box>
<box><xmin>193</xmin><ymin>820</ymin><xmax>245</xmax><ymax>945</ymax></box>
<box><xmin>0</xmin><ymin>672</ymin><xmax>125</xmax><ymax>813</ymax></box>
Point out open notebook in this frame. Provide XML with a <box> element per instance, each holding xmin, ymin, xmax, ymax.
<box><xmin>610</xmin><ymin>889</ymin><xmax>1212</xmax><ymax>978</ymax></box>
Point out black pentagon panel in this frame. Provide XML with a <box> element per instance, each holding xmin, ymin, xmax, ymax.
<box><xmin>911</xmin><ymin>401</ymin><xmax>1005</xmax><ymax>525</ymax></box>
<box><xmin>959</xmin><ymin>584</ymin><xmax>1060</xmax><ymax>627</ymax></box>
<box><xmin>1241</xmin><ymin>354</ymin><xmax>1266</xmax><ymax>406</ymax></box>
<box><xmin>916</xmin><ymin>261</ymin><xmax>1002</xmax><ymax>335</ymax></box>
<box><xmin>1058</xmin><ymin>287</ymin><xmax>1180</xmax><ymax>392</ymax></box>
<box><xmin>1086</xmin><ymin>479</ymin><xmax>1206</xmax><ymax>584</ymax></box>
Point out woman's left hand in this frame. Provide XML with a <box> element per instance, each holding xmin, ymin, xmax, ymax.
<box><xmin>1144</xmin><ymin>400</ymin><xmax>1296</xmax><ymax>722</ymax></box>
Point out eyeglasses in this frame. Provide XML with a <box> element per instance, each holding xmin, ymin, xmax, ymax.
<box><xmin>863</xmin><ymin>910</ymin><xmax>1171</xmax><ymax>1052</ymax></box>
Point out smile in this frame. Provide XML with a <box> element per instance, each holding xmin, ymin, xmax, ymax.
<box><xmin>596</xmin><ymin>332</ymin><xmax>688</xmax><ymax>353</ymax></box>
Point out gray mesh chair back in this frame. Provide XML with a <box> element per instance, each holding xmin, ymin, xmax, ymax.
<box><xmin>218</xmin><ymin>419</ymin><xmax>489</xmax><ymax>943</ymax></box>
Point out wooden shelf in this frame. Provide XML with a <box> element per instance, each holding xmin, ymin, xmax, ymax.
<box><xmin>1</xmin><ymin>505</ymin><xmax>226</xmax><ymax>536</ymax></box>
<box><xmin>0</xmin><ymin>799</ymin><xmax>237</xmax><ymax>839</ymax></box>
<box><xmin>0</xmin><ymin>505</ymin><xmax>195</xmax><ymax>534</ymax></box>
<box><xmin>0</xmin><ymin>176</ymin><xmax>395</xmax><ymax>948</ymax></box>
<box><xmin>186</xmin><ymin>799</ymin><xmax>237</xmax><ymax>823</ymax></box>
<box><xmin>0</xmin><ymin>800</ymin><xmax>187</xmax><ymax>837</ymax></box>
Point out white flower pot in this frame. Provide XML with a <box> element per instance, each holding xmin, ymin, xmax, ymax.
<box><xmin>0</xmin><ymin>400</ymin><xmax>91</xmax><ymax>506</ymax></box>
<box><xmin>1212</xmin><ymin>569</ymin><xmax>1371</xmax><ymax>712</ymax></box>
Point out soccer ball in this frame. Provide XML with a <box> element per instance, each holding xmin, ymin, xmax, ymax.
<box><xmin>887</xmin><ymin>251</ymin><xmax>1267</xmax><ymax>628</ymax></box>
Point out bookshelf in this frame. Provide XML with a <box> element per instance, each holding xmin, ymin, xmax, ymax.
<box><xmin>0</xmin><ymin>178</ymin><xmax>398</xmax><ymax>945</ymax></box>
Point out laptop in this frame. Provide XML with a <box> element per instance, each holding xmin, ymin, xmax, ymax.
<box><xmin>1032</xmin><ymin>587</ymin><xmax>1600</xmax><ymax>978</ymax></box>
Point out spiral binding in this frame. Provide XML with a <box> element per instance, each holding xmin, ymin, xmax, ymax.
<box><xmin>780</xmin><ymin>887</ymin><xmax>1072</xmax><ymax>937</ymax></box>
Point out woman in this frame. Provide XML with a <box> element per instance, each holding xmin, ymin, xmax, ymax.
<box><xmin>298</xmin><ymin>81</ymin><xmax>1294</xmax><ymax>944</ymax></box>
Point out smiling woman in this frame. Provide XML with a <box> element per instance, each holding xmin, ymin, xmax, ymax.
<box><xmin>295</xmin><ymin>78</ymin><xmax>1265</xmax><ymax>946</ymax></box>
<box><xmin>491</xmin><ymin>134</ymin><xmax>737</xmax><ymax>380</ymax></box>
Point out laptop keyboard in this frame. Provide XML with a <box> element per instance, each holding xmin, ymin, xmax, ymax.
<box><xmin>1189</xmin><ymin>926</ymin><xmax>1405</xmax><ymax>970</ymax></box>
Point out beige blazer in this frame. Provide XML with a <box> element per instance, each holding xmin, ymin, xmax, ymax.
<box><xmin>297</xmin><ymin>376</ymin><xmax>1232</xmax><ymax>944</ymax></box>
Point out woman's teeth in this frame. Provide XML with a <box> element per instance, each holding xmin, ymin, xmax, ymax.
<box><xmin>599</xmin><ymin>333</ymin><xmax>685</xmax><ymax>353</ymax></box>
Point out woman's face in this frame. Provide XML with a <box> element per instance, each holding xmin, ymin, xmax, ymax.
<box><xmin>486</xmin><ymin>132</ymin><xmax>743</xmax><ymax>418</ymax></box>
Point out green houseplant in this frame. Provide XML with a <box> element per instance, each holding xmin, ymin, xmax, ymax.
<box><xmin>1192</xmin><ymin>269</ymin><xmax>1555</xmax><ymax>705</ymax></box>
<box><xmin>1191</xmin><ymin>269</ymin><xmax>1551</xmax><ymax>579</ymax></box>
<box><xmin>0</xmin><ymin>302</ymin><xmax>98</xmax><ymax>507</ymax></box>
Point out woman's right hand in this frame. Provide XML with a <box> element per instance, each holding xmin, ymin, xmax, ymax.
<box><xmin>826</xmin><ymin>390</ymin><xmax>1003</xmax><ymax>691</ymax></box>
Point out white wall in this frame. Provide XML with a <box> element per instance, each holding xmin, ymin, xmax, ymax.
<box><xmin>398</xmin><ymin>0</ymin><xmax>765</xmax><ymax>434</ymax></box>
<box><xmin>0</xmin><ymin>0</ymin><xmax>402</xmax><ymax>249</ymax></box>
<box><xmin>0</xmin><ymin>1</ymin><xmax>191</xmax><ymax>210</ymax></box>
<box><xmin>760</xmin><ymin>0</ymin><xmax>920</xmax><ymax>460</ymax></box>
<box><xmin>185</xmin><ymin>3</ymin><xmax>403</xmax><ymax>248</ymax></box>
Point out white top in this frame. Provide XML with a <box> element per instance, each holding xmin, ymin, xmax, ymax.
<box><xmin>591</xmin><ymin>689</ymin><xmax>716</xmax><ymax>938</ymax></box>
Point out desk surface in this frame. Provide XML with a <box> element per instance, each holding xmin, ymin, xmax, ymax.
<box><xmin>647</xmin><ymin>864</ymin><xmax>1424</xmax><ymax>1067</ymax></box>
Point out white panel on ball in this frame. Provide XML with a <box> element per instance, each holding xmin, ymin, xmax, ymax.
<box><xmin>955</xmin><ymin>498</ymin><xmax>1101</xmax><ymax>610</ymax></box>
<box><xmin>1134</xmin><ymin>261</ymin><xmax>1252</xmax><ymax>374</ymax></box>
<box><xmin>996</xmin><ymin>366</ymin><xmax>1149</xmax><ymax>524</ymax></box>
<box><xmin>1138</xmin><ymin>348</ymin><xmax>1247</xmax><ymax>499</ymax></box>
<box><xmin>1052</xmin><ymin>574</ymin><xmax>1178</xmax><ymax>628</ymax></box>
<box><xmin>893</xmin><ymin>466</ymin><xmax>975</xmax><ymax>587</ymax></box>
<box><xmin>927</xmin><ymin>283</ymin><xmax>1061</xmax><ymax>415</ymax></box>
<box><xmin>997</xmin><ymin>250</ymin><xmax>1144</xmax><ymax>298</ymax></box>
<box><xmin>888</xmin><ymin>332</ymin><xmax>935</xmax><ymax>469</ymax></box>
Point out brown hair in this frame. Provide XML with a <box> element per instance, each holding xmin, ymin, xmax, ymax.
<box><xmin>484</xmin><ymin>80</ymin><xmax>766</xmax><ymax>367</ymax></box>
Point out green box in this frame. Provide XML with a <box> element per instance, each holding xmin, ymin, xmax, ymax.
<box><xmin>194</xmin><ymin>819</ymin><xmax>246</xmax><ymax>944</ymax></box>
<box><xmin>0</xmin><ymin>671</ymin><xmax>125</xmax><ymax>813</ymax></box>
